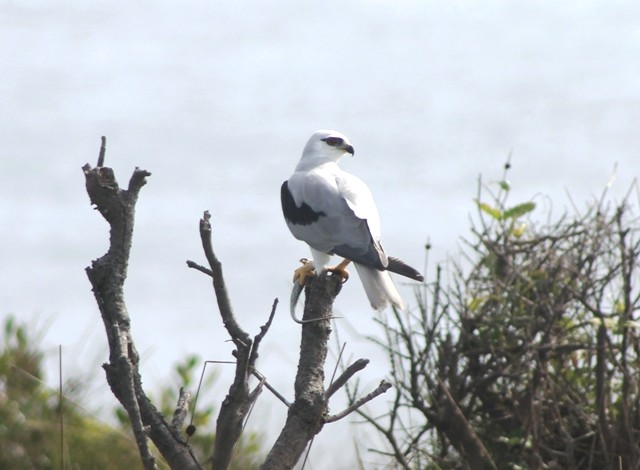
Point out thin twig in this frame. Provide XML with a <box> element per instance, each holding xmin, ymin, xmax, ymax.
<box><xmin>250</xmin><ymin>368</ymin><xmax>291</xmax><ymax>408</ymax></box>
<box><xmin>326</xmin><ymin>381</ymin><xmax>392</xmax><ymax>423</ymax></box>
<box><xmin>325</xmin><ymin>358</ymin><xmax>369</xmax><ymax>399</ymax></box>
<box><xmin>186</xmin><ymin>260</ymin><xmax>214</xmax><ymax>277</ymax></box>
<box><xmin>250</xmin><ymin>299</ymin><xmax>278</xmax><ymax>367</ymax></box>
<box><xmin>97</xmin><ymin>136</ymin><xmax>106</xmax><ymax>167</ymax></box>
<box><xmin>59</xmin><ymin>345</ymin><xmax>64</xmax><ymax>470</ymax></box>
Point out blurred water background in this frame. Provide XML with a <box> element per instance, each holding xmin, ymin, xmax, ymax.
<box><xmin>1</xmin><ymin>0</ymin><xmax>639</xmax><ymax>467</ymax></box>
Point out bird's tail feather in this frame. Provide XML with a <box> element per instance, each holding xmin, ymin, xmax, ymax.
<box><xmin>387</xmin><ymin>257</ymin><xmax>424</xmax><ymax>282</ymax></box>
<box><xmin>354</xmin><ymin>263</ymin><xmax>404</xmax><ymax>310</ymax></box>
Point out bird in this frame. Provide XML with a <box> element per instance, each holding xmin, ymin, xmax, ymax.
<box><xmin>281</xmin><ymin>129</ymin><xmax>424</xmax><ymax>310</ymax></box>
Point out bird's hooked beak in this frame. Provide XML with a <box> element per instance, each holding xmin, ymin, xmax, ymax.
<box><xmin>344</xmin><ymin>144</ymin><xmax>355</xmax><ymax>156</ymax></box>
<box><xmin>335</xmin><ymin>140</ymin><xmax>354</xmax><ymax>156</ymax></box>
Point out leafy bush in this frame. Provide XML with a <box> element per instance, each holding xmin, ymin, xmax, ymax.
<box><xmin>358</xmin><ymin>167</ymin><xmax>640</xmax><ymax>469</ymax></box>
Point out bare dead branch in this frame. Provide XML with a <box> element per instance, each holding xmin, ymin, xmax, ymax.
<box><xmin>192</xmin><ymin>212</ymin><xmax>289</xmax><ymax>470</ymax></box>
<box><xmin>260</xmin><ymin>272</ymin><xmax>342</xmax><ymax>470</ymax></box>
<box><xmin>250</xmin><ymin>299</ymin><xmax>278</xmax><ymax>367</ymax></box>
<box><xmin>326</xmin><ymin>380</ymin><xmax>392</xmax><ymax>423</ymax></box>
<box><xmin>97</xmin><ymin>135</ymin><xmax>106</xmax><ymax>167</ymax></box>
<box><xmin>325</xmin><ymin>358</ymin><xmax>369</xmax><ymax>399</ymax></box>
<box><xmin>437</xmin><ymin>378</ymin><xmax>497</xmax><ymax>470</ymax></box>
<box><xmin>194</xmin><ymin>213</ymin><xmax>256</xmax><ymax>470</ymax></box>
<box><xmin>172</xmin><ymin>387</ymin><xmax>192</xmax><ymax>433</ymax></box>
<box><xmin>186</xmin><ymin>260</ymin><xmax>214</xmax><ymax>277</ymax></box>
<box><xmin>83</xmin><ymin>139</ymin><xmax>202</xmax><ymax>470</ymax></box>
<box><xmin>198</xmin><ymin>211</ymin><xmax>250</xmax><ymax>348</ymax></box>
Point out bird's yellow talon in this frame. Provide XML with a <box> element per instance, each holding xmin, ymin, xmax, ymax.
<box><xmin>327</xmin><ymin>259</ymin><xmax>351</xmax><ymax>283</ymax></box>
<box><xmin>293</xmin><ymin>258</ymin><xmax>316</xmax><ymax>285</ymax></box>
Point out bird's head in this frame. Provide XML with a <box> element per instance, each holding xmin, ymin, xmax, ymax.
<box><xmin>300</xmin><ymin>130</ymin><xmax>355</xmax><ymax>166</ymax></box>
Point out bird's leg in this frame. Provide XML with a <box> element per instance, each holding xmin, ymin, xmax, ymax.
<box><xmin>290</xmin><ymin>258</ymin><xmax>342</xmax><ymax>324</ymax></box>
<box><xmin>293</xmin><ymin>258</ymin><xmax>316</xmax><ymax>285</ymax></box>
<box><xmin>326</xmin><ymin>258</ymin><xmax>351</xmax><ymax>283</ymax></box>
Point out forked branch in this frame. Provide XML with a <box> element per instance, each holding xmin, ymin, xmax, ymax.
<box><xmin>189</xmin><ymin>212</ymin><xmax>278</xmax><ymax>470</ymax></box>
<box><xmin>83</xmin><ymin>138</ymin><xmax>201</xmax><ymax>470</ymax></box>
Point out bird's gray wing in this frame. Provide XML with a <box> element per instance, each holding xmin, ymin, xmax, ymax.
<box><xmin>331</xmin><ymin>170</ymin><xmax>388</xmax><ymax>269</ymax></box>
<box><xmin>283</xmin><ymin>168</ymin><xmax>388</xmax><ymax>270</ymax></box>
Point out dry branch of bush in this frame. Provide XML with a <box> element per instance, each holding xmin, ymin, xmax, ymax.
<box><xmin>357</xmin><ymin>175</ymin><xmax>640</xmax><ymax>469</ymax></box>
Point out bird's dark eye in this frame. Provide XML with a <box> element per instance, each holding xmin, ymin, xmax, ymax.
<box><xmin>322</xmin><ymin>136</ymin><xmax>344</xmax><ymax>147</ymax></box>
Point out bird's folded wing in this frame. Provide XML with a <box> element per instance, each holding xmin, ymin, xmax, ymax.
<box><xmin>286</xmin><ymin>168</ymin><xmax>388</xmax><ymax>269</ymax></box>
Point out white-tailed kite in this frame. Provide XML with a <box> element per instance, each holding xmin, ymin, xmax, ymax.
<box><xmin>281</xmin><ymin>129</ymin><xmax>424</xmax><ymax>310</ymax></box>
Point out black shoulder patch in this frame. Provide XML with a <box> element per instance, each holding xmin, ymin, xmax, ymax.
<box><xmin>281</xmin><ymin>181</ymin><xmax>326</xmax><ymax>226</ymax></box>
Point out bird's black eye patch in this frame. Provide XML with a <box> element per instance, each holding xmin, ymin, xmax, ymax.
<box><xmin>322</xmin><ymin>136</ymin><xmax>344</xmax><ymax>147</ymax></box>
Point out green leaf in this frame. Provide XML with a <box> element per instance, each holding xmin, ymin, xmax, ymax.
<box><xmin>588</xmin><ymin>317</ymin><xmax>615</xmax><ymax>329</ymax></box>
<box><xmin>499</xmin><ymin>180</ymin><xmax>511</xmax><ymax>191</ymax></box>
<box><xmin>503</xmin><ymin>202</ymin><xmax>536</xmax><ymax>220</ymax></box>
<box><xmin>4</xmin><ymin>315</ymin><xmax>15</xmax><ymax>345</ymax></box>
<box><xmin>475</xmin><ymin>200</ymin><xmax>503</xmax><ymax>220</ymax></box>
<box><xmin>467</xmin><ymin>296</ymin><xmax>486</xmax><ymax>312</ymax></box>
<box><xmin>624</xmin><ymin>320</ymin><xmax>640</xmax><ymax>330</ymax></box>
<box><xmin>510</xmin><ymin>222</ymin><xmax>527</xmax><ymax>238</ymax></box>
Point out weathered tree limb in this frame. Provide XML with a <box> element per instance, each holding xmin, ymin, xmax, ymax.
<box><xmin>191</xmin><ymin>212</ymin><xmax>279</xmax><ymax>470</ymax></box>
<box><xmin>197</xmin><ymin>212</ymin><xmax>250</xmax><ymax>347</ymax></box>
<box><xmin>83</xmin><ymin>139</ymin><xmax>202</xmax><ymax>470</ymax></box>
<box><xmin>257</xmin><ymin>272</ymin><xmax>394</xmax><ymax>469</ymax></box>
<box><xmin>260</xmin><ymin>273</ymin><xmax>343</xmax><ymax>470</ymax></box>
